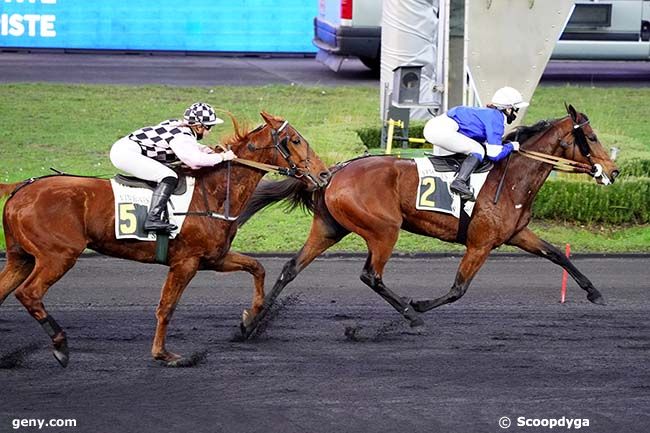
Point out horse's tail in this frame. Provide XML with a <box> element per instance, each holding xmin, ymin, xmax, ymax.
<box><xmin>0</xmin><ymin>182</ymin><xmax>20</xmax><ymax>199</ymax></box>
<box><xmin>238</xmin><ymin>178</ymin><xmax>319</xmax><ymax>227</ymax></box>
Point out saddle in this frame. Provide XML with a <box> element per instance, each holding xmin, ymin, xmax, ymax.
<box><xmin>426</xmin><ymin>153</ymin><xmax>493</xmax><ymax>173</ymax></box>
<box><xmin>113</xmin><ymin>174</ymin><xmax>188</xmax><ymax>196</ymax></box>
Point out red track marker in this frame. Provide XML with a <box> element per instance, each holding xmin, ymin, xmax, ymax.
<box><xmin>560</xmin><ymin>243</ymin><xmax>571</xmax><ymax>303</ymax></box>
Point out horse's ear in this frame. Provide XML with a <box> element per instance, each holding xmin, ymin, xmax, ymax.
<box><xmin>565</xmin><ymin>103</ymin><xmax>578</xmax><ymax>122</ymax></box>
<box><xmin>260</xmin><ymin>111</ymin><xmax>281</xmax><ymax>128</ymax></box>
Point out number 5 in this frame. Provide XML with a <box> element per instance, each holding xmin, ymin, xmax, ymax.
<box><xmin>118</xmin><ymin>203</ymin><xmax>137</xmax><ymax>234</ymax></box>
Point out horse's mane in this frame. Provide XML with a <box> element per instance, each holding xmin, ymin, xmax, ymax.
<box><xmin>220</xmin><ymin>113</ymin><xmax>252</xmax><ymax>147</ymax></box>
<box><xmin>505</xmin><ymin>118</ymin><xmax>558</xmax><ymax>143</ymax></box>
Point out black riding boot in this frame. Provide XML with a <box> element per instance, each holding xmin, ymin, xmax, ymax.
<box><xmin>450</xmin><ymin>154</ymin><xmax>481</xmax><ymax>201</ymax></box>
<box><xmin>144</xmin><ymin>177</ymin><xmax>178</xmax><ymax>232</ymax></box>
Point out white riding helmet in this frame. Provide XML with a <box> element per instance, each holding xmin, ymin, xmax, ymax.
<box><xmin>183</xmin><ymin>102</ymin><xmax>224</xmax><ymax>126</ymax></box>
<box><xmin>490</xmin><ymin>87</ymin><xmax>530</xmax><ymax>110</ymax></box>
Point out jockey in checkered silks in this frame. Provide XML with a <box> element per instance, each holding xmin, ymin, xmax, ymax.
<box><xmin>110</xmin><ymin>102</ymin><xmax>236</xmax><ymax>233</ymax></box>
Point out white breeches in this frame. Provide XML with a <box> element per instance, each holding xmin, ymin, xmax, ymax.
<box><xmin>423</xmin><ymin>114</ymin><xmax>485</xmax><ymax>159</ymax></box>
<box><xmin>110</xmin><ymin>137</ymin><xmax>177</xmax><ymax>183</ymax></box>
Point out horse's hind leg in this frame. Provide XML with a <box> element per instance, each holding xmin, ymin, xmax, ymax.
<box><xmin>507</xmin><ymin>228</ymin><xmax>605</xmax><ymax>305</ymax></box>
<box><xmin>0</xmin><ymin>253</ymin><xmax>35</xmax><ymax>306</ymax></box>
<box><xmin>411</xmin><ymin>245</ymin><xmax>492</xmax><ymax>313</ymax></box>
<box><xmin>359</xmin><ymin>231</ymin><xmax>424</xmax><ymax>327</ymax></box>
<box><xmin>13</xmin><ymin>256</ymin><xmax>80</xmax><ymax>368</ymax></box>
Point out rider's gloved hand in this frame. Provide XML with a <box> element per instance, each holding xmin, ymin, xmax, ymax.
<box><xmin>221</xmin><ymin>150</ymin><xmax>237</xmax><ymax>161</ymax></box>
<box><xmin>510</xmin><ymin>141</ymin><xmax>520</xmax><ymax>152</ymax></box>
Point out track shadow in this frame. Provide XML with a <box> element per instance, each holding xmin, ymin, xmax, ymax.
<box><xmin>344</xmin><ymin>318</ymin><xmax>427</xmax><ymax>343</ymax></box>
<box><xmin>0</xmin><ymin>343</ymin><xmax>40</xmax><ymax>369</ymax></box>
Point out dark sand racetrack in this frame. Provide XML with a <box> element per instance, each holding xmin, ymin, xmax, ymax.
<box><xmin>0</xmin><ymin>255</ymin><xmax>648</xmax><ymax>433</ymax></box>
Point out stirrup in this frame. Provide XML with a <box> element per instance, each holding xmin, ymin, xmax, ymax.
<box><xmin>450</xmin><ymin>183</ymin><xmax>475</xmax><ymax>202</ymax></box>
<box><xmin>144</xmin><ymin>219</ymin><xmax>177</xmax><ymax>232</ymax></box>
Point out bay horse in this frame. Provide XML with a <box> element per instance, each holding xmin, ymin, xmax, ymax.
<box><xmin>238</xmin><ymin>105</ymin><xmax>619</xmax><ymax>337</ymax></box>
<box><xmin>0</xmin><ymin>112</ymin><xmax>330</xmax><ymax>367</ymax></box>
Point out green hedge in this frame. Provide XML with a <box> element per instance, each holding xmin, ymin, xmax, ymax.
<box><xmin>617</xmin><ymin>158</ymin><xmax>650</xmax><ymax>178</ymax></box>
<box><xmin>533</xmin><ymin>178</ymin><xmax>650</xmax><ymax>224</ymax></box>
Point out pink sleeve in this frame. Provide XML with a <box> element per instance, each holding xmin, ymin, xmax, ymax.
<box><xmin>168</xmin><ymin>136</ymin><xmax>223</xmax><ymax>169</ymax></box>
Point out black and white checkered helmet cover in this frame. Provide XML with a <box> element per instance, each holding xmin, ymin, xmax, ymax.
<box><xmin>183</xmin><ymin>102</ymin><xmax>223</xmax><ymax>126</ymax></box>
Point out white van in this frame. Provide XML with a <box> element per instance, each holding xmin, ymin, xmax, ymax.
<box><xmin>314</xmin><ymin>0</ymin><xmax>650</xmax><ymax>71</ymax></box>
<box><xmin>313</xmin><ymin>0</ymin><xmax>384</xmax><ymax>70</ymax></box>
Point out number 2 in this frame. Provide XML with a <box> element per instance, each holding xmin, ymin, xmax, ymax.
<box><xmin>420</xmin><ymin>177</ymin><xmax>436</xmax><ymax>207</ymax></box>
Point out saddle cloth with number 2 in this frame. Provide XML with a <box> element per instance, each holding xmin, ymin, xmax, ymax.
<box><xmin>413</xmin><ymin>157</ymin><xmax>489</xmax><ymax>218</ymax></box>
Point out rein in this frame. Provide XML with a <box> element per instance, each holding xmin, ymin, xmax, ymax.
<box><xmin>518</xmin><ymin>149</ymin><xmax>592</xmax><ymax>173</ymax></box>
<box><xmin>493</xmin><ymin>116</ymin><xmax>595</xmax><ymax>204</ymax></box>
<box><xmin>518</xmin><ymin>118</ymin><xmax>593</xmax><ymax>174</ymax></box>
<box><xmin>231</xmin><ymin>157</ymin><xmax>296</xmax><ymax>175</ymax></box>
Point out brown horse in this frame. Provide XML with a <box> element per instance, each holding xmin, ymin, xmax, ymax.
<box><xmin>238</xmin><ymin>105</ymin><xmax>619</xmax><ymax>337</ymax></box>
<box><xmin>0</xmin><ymin>112</ymin><xmax>330</xmax><ymax>367</ymax></box>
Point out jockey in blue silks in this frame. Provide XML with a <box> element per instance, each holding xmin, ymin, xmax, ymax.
<box><xmin>423</xmin><ymin>86</ymin><xmax>530</xmax><ymax>201</ymax></box>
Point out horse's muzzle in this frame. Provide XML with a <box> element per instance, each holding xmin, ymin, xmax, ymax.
<box><xmin>319</xmin><ymin>170</ymin><xmax>331</xmax><ymax>184</ymax></box>
<box><xmin>592</xmin><ymin>164</ymin><xmax>618</xmax><ymax>185</ymax></box>
<box><xmin>308</xmin><ymin>170</ymin><xmax>331</xmax><ymax>189</ymax></box>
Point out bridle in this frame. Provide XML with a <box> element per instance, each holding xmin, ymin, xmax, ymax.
<box><xmin>176</xmin><ymin>121</ymin><xmax>322</xmax><ymax>222</ymax></box>
<box><xmin>518</xmin><ymin>116</ymin><xmax>600</xmax><ymax>175</ymax></box>
<box><xmin>242</xmin><ymin>121</ymin><xmax>321</xmax><ymax>188</ymax></box>
<box><xmin>494</xmin><ymin>113</ymin><xmax>610</xmax><ymax>203</ymax></box>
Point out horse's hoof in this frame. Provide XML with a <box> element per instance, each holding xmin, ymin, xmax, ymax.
<box><xmin>588</xmin><ymin>292</ymin><xmax>606</xmax><ymax>306</ymax></box>
<box><xmin>409</xmin><ymin>300</ymin><xmax>426</xmax><ymax>313</ymax></box>
<box><xmin>53</xmin><ymin>349</ymin><xmax>69</xmax><ymax>368</ymax></box>
<box><xmin>238</xmin><ymin>322</ymin><xmax>252</xmax><ymax>340</ymax></box>
<box><xmin>410</xmin><ymin>316</ymin><xmax>425</xmax><ymax>328</ymax></box>
<box><xmin>52</xmin><ymin>338</ymin><xmax>69</xmax><ymax>368</ymax></box>
<box><xmin>242</xmin><ymin>309</ymin><xmax>254</xmax><ymax>328</ymax></box>
<box><xmin>164</xmin><ymin>357</ymin><xmax>189</xmax><ymax>368</ymax></box>
<box><xmin>153</xmin><ymin>351</ymin><xmax>182</xmax><ymax>363</ymax></box>
<box><xmin>164</xmin><ymin>351</ymin><xmax>207</xmax><ymax>368</ymax></box>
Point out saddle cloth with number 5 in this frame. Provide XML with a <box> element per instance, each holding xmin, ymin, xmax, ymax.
<box><xmin>413</xmin><ymin>157</ymin><xmax>489</xmax><ymax>218</ymax></box>
<box><xmin>110</xmin><ymin>178</ymin><xmax>195</xmax><ymax>241</ymax></box>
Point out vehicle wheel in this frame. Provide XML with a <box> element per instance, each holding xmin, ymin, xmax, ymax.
<box><xmin>359</xmin><ymin>56</ymin><xmax>380</xmax><ymax>75</ymax></box>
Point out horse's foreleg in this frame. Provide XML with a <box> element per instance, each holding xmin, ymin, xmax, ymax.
<box><xmin>152</xmin><ymin>258</ymin><xmax>199</xmax><ymax>364</ymax></box>
<box><xmin>361</xmin><ymin>235</ymin><xmax>424</xmax><ymax>327</ymax></box>
<box><xmin>411</xmin><ymin>245</ymin><xmax>492</xmax><ymax>313</ymax></box>
<box><xmin>271</xmin><ymin>222</ymin><xmax>346</xmax><ymax>305</ymax></box>
<box><xmin>208</xmin><ymin>251</ymin><xmax>266</xmax><ymax>324</ymax></box>
<box><xmin>507</xmin><ymin>228</ymin><xmax>605</xmax><ymax>305</ymax></box>
<box><xmin>241</xmin><ymin>216</ymin><xmax>348</xmax><ymax>339</ymax></box>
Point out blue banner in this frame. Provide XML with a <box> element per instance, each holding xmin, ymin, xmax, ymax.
<box><xmin>0</xmin><ymin>0</ymin><xmax>318</xmax><ymax>53</ymax></box>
